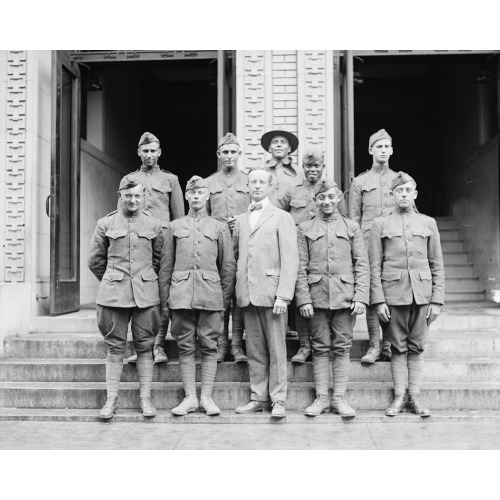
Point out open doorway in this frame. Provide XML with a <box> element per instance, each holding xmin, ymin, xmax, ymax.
<box><xmin>352</xmin><ymin>53</ymin><xmax>499</xmax><ymax>216</ymax></box>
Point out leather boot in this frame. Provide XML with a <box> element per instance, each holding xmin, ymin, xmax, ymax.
<box><xmin>291</xmin><ymin>345</ymin><xmax>312</xmax><ymax>364</ymax></box>
<box><xmin>408</xmin><ymin>393</ymin><xmax>431</xmax><ymax>417</ymax></box>
<box><xmin>386</xmin><ymin>393</ymin><xmax>406</xmax><ymax>416</ymax></box>
<box><xmin>361</xmin><ymin>306</ymin><xmax>381</xmax><ymax>364</ymax></box>
<box><xmin>304</xmin><ymin>395</ymin><xmax>331</xmax><ymax>417</ymax></box>
<box><xmin>292</xmin><ymin>312</ymin><xmax>311</xmax><ymax>364</ymax></box>
<box><xmin>381</xmin><ymin>341</ymin><xmax>392</xmax><ymax>361</ymax></box>
<box><xmin>200</xmin><ymin>396</ymin><xmax>221</xmax><ymax>416</ymax></box>
<box><xmin>140</xmin><ymin>397</ymin><xmax>157</xmax><ymax>417</ymax></box>
<box><xmin>127</xmin><ymin>352</ymin><xmax>137</xmax><ymax>364</ymax></box>
<box><xmin>217</xmin><ymin>331</ymin><xmax>229</xmax><ymax>363</ymax></box>
<box><xmin>99</xmin><ymin>397</ymin><xmax>118</xmax><ymax>419</ymax></box>
<box><xmin>153</xmin><ymin>346</ymin><xmax>169</xmax><ymax>364</ymax></box>
<box><xmin>331</xmin><ymin>396</ymin><xmax>356</xmax><ymax>418</ymax></box>
<box><xmin>231</xmin><ymin>345</ymin><xmax>248</xmax><ymax>363</ymax></box>
<box><xmin>271</xmin><ymin>401</ymin><xmax>286</xmax><ymax>418</ymax></box>
<box><xmin>171</xmin><ymin>395</ymin><xmax>199</xmax><ymax>416</ymax></box>
<box><xmin>331</xmin><ymin>355</ymin><xmax>355</xmax><ymax>417</ymax></box>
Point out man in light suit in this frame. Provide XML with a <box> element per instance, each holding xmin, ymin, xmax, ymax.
<box><xmin>233</xmin><ymin>167</ymin><xmax>299</xmax><ymax>418</ymax></box>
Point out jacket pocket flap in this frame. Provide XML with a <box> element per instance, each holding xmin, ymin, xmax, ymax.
<box><xmin>138</xmin><ymin>231</ymin><xmax>156</xmax><ymax>240</ymax></box>
<box><xmin>419</xmin><ymin>270</ymin><xmax>432</xmax><ymax>280</ymax></box>
<box><xmin>381</xmin><ymin>272</ymin><xmax>402</xmax><ymax>282</ymax></box>
<box><xmin>307</xmin><ymin>274</ymin><xmax>322</xmax><ymax>284</ymax></box>
<box><xmin>202</xmin><ymin>270</ymin><xmax>221</xmax><ymax>283</ymax></box>
<box><xmin>203</xmin><ymin>228</ymin><xmax>219</xmax><ymax>240</ymax></box>
<box><xmin>412</xmin><ymin>228</ymin><xmax>432</xmax><ymax>238</ymax></box>
<box><xmin>265</xmin><ymin>268</ymin><xmax>280</xmax><ymax>277</ymax></box>
<box><xmin>172</xmin><ymin>270</ymin><xmax>191</xmax><ymax>282</ymax></box>
<box><xmin>103</xmin><ymin>270</ymin><xmax>125</xmax><ymax>281</ymax></box>
<box><xmin>173</xmin><ymin>228</ymin><xmax>190</xmax><ymax>239</ymax></box>
<box><xmin>152</xmin><ymin>183</ymin><xmax>172</xmax><ymax>194</ymax></box>
<box><xmin>290</xmin><ymin>199</ymin><xmax>307</xmax><ymax>208</ymax></box>
<box><xmin>105</xmin><ymin>230</ymin><xmax>127</xmax><ymax>239</ymax></box>
<box><xmin>209</xmin><ymin>185</ymin><xmax>223</xmax><ymax>194</ymax></box>
<box><xmin>363</xmin><ymin>184</ymin><xmax>377</xmax><ymax>192</ymax></box>
<box><xmin>141</xmin><ymin>271</ymin><xmax>158</xmax><ymax>282</ymax></box>
<box><xmin>305</xmin><ymin>230</ymin><xmax>325</xmax><ymax>241</ymax></box>
<box><xmin>340</xmin><ymin>274</ymin><xmax>355</xmax><ymax>284</ymax></box>
<box><xmin>381</xmin><ymin>229</ymin><xmax>403</xmax><ymax>239</ymax></box>
<box><xmin>235</xmin><ymin>185</ymin><xmax>250</xmax><ymax>194</ymax></box>
<box><xmin>335</xmin><ymin>227</ymin><xmax>350</xmax><ymax>240</ymax></box>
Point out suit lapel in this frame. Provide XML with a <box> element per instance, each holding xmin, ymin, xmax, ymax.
<box><xmin>251</xmin><ymin>203</ymin><xmax>274</xmax><ymax>234</ymax></box>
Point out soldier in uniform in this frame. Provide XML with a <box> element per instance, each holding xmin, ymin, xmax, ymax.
<box><xmin>260</xmin><ymin>129</ymin><xmax>304</xmax><ymax>206</ymax></box>
<box><xmin>349</xmin><ymin>129</ymin><xmax>398</xmax><ymax>364</ymax></box>
<box><xmin>295</xmin><ymin>179</ymin><xmax>369</xmax><ymax>417</ymax></box>
<box><xmin>88</xmin><ymin>177</ymin><xmax>163</xmax><ymax>419</ymax></box>
<box><xmin>369</xmin><ymin>172</ymin><xmax>444</xmax><ymax>417</ymax></box>
<box><xmin>159</xmin><ymin>176</ymin><xmax>235</xmax><ymax>416</ymax></box>
<box><xmin>206</xmin><ymin>133</ymin><xmax>250</xmax><ymax>364</ymax></box>
<box><xmin>233</xmin><ymin>167</ymin><xmax>299</xmax><ymax>418</ymax></box>
<box><xmin>125</xmin><ymin>132</ymin><xmax>185</xmax><ymax>365</ymax></box>
<box><xmin>278</xmin><ymin>147</ymin><xmax>347</xmax><ymax>364</ymax></box>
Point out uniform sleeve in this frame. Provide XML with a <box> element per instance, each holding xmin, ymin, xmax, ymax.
<box><xmin>232</xmin><ymin>218</ymin><xmax>240</xmax><ymax>265</ymax></box>
<box><xmin>338</xmin><ymin>193</ymin><xmax>348</xmax><ymax>216</ymax></box>
<box><xmin>294</xmin><ymin>224</ymin><xmax>313</xmax><ymax>307</ymax></box>
<box><xmin>276</xmin><ymin>212</ymin><xmax>299</xmax><ymax>301</ymax></box>
<box><xmin>152</xmin><ymin>222</ymin><xmax>166</xmax><ymax>275</ymax></box>
<box><xmin>159</xmin><ymin>225</ymin><xmax>176</xmax><ymax>309</ymax></box>
<box><xmin>169</xmin><ymin>175</ymin><xmax>185</xmax><ymax>220</ymax></box>
<box><xmin>348</xmin><ymin>179</ymin><xmax>362</xmax><ymax>224</ymax></box>
<box><xmin>277</xmin><ymin>187</ymin><xmax>292</xmax><ymax>211</ymax></box>
<box><xmin>88</xmin><ymin>220</ymin><xmax>108</xmax><ymax>281</ymax></box>
<box><xmin>428</xmin><ymin>218</ymin><xmax>445</xmax><ymax>305</ymax></box>
<box><xmin>368</xmin><ymin>218</ymin><xmax>385</xmax><ymax>305</ymax></box>
<box><xmin>351</xmin><ymin>223</ymin><xmax>370</xmax><ymax>305</ymax></box>
<box><xmin>217</xmin><ymin>223</ymin><xmax>236</xmax><ymax>310</ymax></box>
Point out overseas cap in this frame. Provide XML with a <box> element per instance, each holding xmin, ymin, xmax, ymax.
<box><xmin>391</xmin><ymin>171</ymin><xmax>417</xmax><ymax>190</ymax></box>
<box><xmin>369</xmin><ymin>129</ymin><xmax>392</xmax><ymax>148</ymax></box>
<box><xmin>218</xmin><ymin>133</ymin><xmax>239</xmax><ymax>148</ymax></box>
<box><xmin>138</xmin><ymin>132</ymin><xmax>160</xmax><ymax>147</ymax></box>
<box><xmin>302</xmin><ymin>147</ymin><xmax>325</xmax><ymax>165</ymax></box>
<box><xmin>314</xmin><ymin>178</ymin><xmax>340</xmax><ymax>196</ymax></box>
<box><xmin>119</xmin><ymin>176</ymin><xmax>143</xmax><ymax>191</ymax></box>
<box><xmin>260</xmin><ymin>129</ymin><xmax>299</xmax><ymax>154</ymax></box>
<box><xmin>186</xmin><ymin>175</ymin><xmax>208</xmax><ymax>191</ymax></box>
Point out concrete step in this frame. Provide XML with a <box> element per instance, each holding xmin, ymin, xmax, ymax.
<box><xmin>435</xmin><ymin>217</ymin><xmax>455</xmax><ymax>230</ymax></box>
<box><xmin>5</xmin><ymin>331</ymin><xmax>500</xmax><ymax>359</ymax></box>
<box><xmin>445</xmin><ymin>291</ymin><xmax>485</xmax><ymax>302</ymax></box>
<box><xmin>439</xmin><ymin>229</ymin><xmax>462</xmax><ymax>242</ymax></box>
<box><xmin>442</xmin><ymin>251</ymin><xmax>470</xmax><ymax>265</ymax></box>
<box><xmin>445</xmin><ymin>277</ymin><xmax>483</xmax><ymax>292</ymax></box>
<box><xmin>1</xmin><ymin>381</ymin><xmax>499</xmax><ymax>410</ymax></box>
<box><xmin>441</xmin><ymin>241</ymin><xmax>465</xmax><ymax>253</ymax></box>
<box><xmin>443</xmin><ymin>264</ymin><xmax>477</xmax><ymax>278</ymax></box>
<box><xmin>1</xmin><ymin>408</ymin><xmax>499</xmax><ymax>424</ymax></box>
<box><xmin>1</xmin><ymin>358</ymin><xmax>498</xmax><ymax>383</ymax></box>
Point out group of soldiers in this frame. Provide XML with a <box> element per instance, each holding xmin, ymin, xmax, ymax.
<box><xmin>88</xmin><ymin>127</ymin><xmax>444</xmax><ymax>420</ymax></box>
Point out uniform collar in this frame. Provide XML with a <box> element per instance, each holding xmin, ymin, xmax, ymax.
<box><xmin>189</xmin><ymin>209</ymin><xmax>208</xmax><ymax>218</ymax></box>
<box><xmin>371</xmin><ymin>164</ymin><xmax>390</xmax><ymax>174</ymax></box>
<box><xmin>395</xmin><ymin>205</ymin><xmax>414</xmax><ymax>215</ymax></box>
<box><xmin>140</xmin><ymin>165</ymin><xmax>160</xmax><ymax>173</ymax></box>
<box><xmin>320</xmin><ymin>208</ymin><xmax>340</xmax><ymax>221</ymax></box>
<box><xmin>119</xmin><ymin>209</ymin><xmax>141</xmax><ymax>219</ymax></box>
<box><xmin>267</xmin><ymin>156</ymin><xmax>294</xmax><ymax>168</ymax></box>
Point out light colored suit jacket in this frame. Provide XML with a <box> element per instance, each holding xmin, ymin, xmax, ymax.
<box><xmin>233</xmin><ymin>202</ymin><xmax>299</xmax><ymax>308</ymax></box>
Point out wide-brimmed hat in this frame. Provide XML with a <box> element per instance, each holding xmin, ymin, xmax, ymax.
<box><xmin>260</xmin><ymin>130</ymin><xmax>299</xmax><ymax>154</ymax></box>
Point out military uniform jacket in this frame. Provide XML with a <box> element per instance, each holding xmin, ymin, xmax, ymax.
<box><xmin>295</xmin><ymin>212</ymin><xmax>369</xmax><ymax>310</ymax></box>
<box><xmin>88</xmin><ymin>210</ymin><xmax>163</xmax><ymax>308</ymax></box>
<box><xmin>205</xmin><ymin>168</ymin><xmax>250</xmax><ymax>222</ymax></box>
<box><xmin>159</xmin><ymin>211</ymin><xmax>235</xmax><ymax>311</ymax></box>
<box><xmin>123</xmin><ymin>166</ymin><xmax>185</xmax><ymax>222</ymax></box>
<box><xmin>369</xmin><ymin>207</ymin><xmax>445</xmax><ymax>306</ymax></box>
<box><xmin>278</xmin><ymin>181</ymin><xmax>347</xmax><ymax>225</ymax></box>
<box><xmin>233</xmin><ymin>202</ymin><xmax>299</xmax><ymax>308</ymax></box>
<box><xmin>349</xmin><ymin>166</ymin><xmax>398</xmax><ymax>235</ymax></box>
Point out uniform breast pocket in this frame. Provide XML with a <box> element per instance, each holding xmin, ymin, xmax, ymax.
<box><xmin>381</xmin><ymin>229</ymin><xmax>404</xmax><ymax>255</ymax></box>
<box><xmin>335</xmin><ymin>228</ymin><xmax>352</xmax><ymax>258</ymax></box>
<box><xmin>105</xmin><ymin>230</ymin><xmax>127</xmax><ymax>256</ymax></box>
<box><xmin>152</xmin><ymin>182</ymin><xmax>172</xmax><ymax>195</ymax></box>
<box><xmin>137</xmin><ymin>231</ymin><xmax>156</xmax><ymax>260</ymax></box>
<box><xmin>412</xmin><ymin>228</ymin><xmax>431</xmax><ymax>256</ymax></box>
<box><xmin>203</xmin><ymin>227</ymin><xmax>219</xmax><ymax>248</ymax></box>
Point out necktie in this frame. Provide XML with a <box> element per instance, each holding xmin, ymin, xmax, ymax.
<box><xmin>249</xmin><ymin>202</ymin><xmax>263</xmax><ymax>212</ymax></box>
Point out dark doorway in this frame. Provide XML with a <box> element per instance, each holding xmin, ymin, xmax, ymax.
<box><xmin>352</xmin><ymin>54</ymin><xmax>498</xmax><ymax>216</ymax></box>
<box><xmin>80</xmin><ymin>58</ymin><xmax>221</xmax><ymax>207</ymax></box>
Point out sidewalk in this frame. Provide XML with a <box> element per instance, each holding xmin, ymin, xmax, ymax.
<box><xmin>1</xmin><ymin>420</ymin><xmax>500</xmax><ymax>449</ymax></box>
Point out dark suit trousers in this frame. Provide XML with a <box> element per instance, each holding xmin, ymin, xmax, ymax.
<box><xmin>382</xmin><ymin>302</ymin><xmax>429</xmax><ymax>354</ymax></box>
<box><xmin>243</xmin><ymin>304</ymin><xmax>288</xmax><ymax>403</ymax></box>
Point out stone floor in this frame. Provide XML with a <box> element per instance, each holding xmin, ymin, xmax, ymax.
<box><xmin>1</xmin><ymin>420</ymin><xmax>500</xmax><ymax>449</ymax></box>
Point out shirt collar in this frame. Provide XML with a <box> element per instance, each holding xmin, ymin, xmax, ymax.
<box><xmin>188</xmin><ymin>209</ymin><xmax>208</xmax><ymax>218</ymax></box>
<box><xmin>395</xmin><ymin>205</ymin><xmax>414</xmax><ymax>215</ymax></box>
<box><xmin>267</xmin><ymin>156</ymin><xmax>293</xmax><ymax>168</ymax></box>
<box><xmin>250</xmin><ymin>197</ymin><xmax>270</xmax><ymax>211</ymax></box>
<box><xmin>371</xmin><ymin>164</ymin><xmax>390</xmax><ymax>174</ymax></box>
<box><xmin>140</xmin><ymin>165</ymin><xmax>160</xmax><ymax>173</ymax></box>
<box><xmin>320</xmin><ymin>208</ymin><xmax>340</xmax><ymax>221</ymax></box>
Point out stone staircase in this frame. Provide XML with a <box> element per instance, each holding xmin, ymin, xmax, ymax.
<box><xmin>436</xmin><ymin>216</ymin><xmax>486</xmax><ymax>303</ymax></box>
<box><xmin>1</xmin><ymin>306</ymin><xmax>500</xmax><ymax>423</ymax></box>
